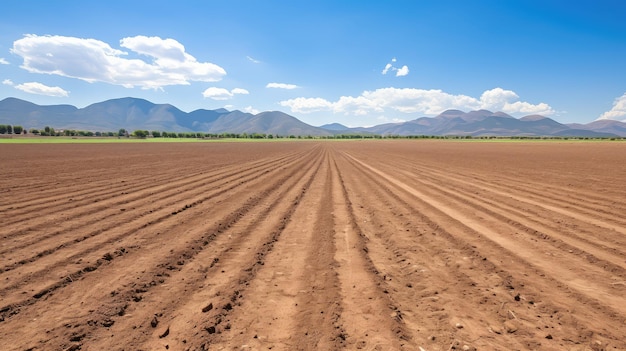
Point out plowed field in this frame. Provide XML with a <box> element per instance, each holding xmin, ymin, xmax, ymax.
<box><xmin>1</xmin><ymin>140</ymin><xmax>625</xmax><ymax>351</ymax></box>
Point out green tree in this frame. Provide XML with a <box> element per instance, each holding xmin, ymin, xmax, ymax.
<box><xmin>118</xmin><ymin>128</ymin><xmax>127</xmax><ymax>137</ymax></box>
<box><xmin>133</xmin><ymin>130</ymin><xmax>148</xmax><ymax>138</ymax></box>
<box><xmin>13</xmin><ymin>125</ymin><xmax>23</xmax><ymax>134</ymax></box>
<box><xmin>151</xmin><ymin>131</ymin><xmax>161</xmax><ymax>138</ymax></box>
<box><xmin>0</xmin><ymin>125</ymin><xmax>6</xmax><ymax>134</ymax></box>
<box><xmin>6</xmin><ymin>125</ymin><xmax>12</xmax><ymax>134</ymax></box>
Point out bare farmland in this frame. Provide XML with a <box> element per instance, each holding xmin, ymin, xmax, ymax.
<box><xmin>1</xmin><ymin>140</ymin><xmax>625</xmax><ymax>350</ymax></box>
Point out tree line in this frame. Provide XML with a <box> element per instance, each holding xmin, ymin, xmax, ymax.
<box><xmin>0</xmin><ymin>125</ymin><xmax>24</xmax><ymax>134</ymax></box>
<box><xmin>2</xmin><ymin>124</ymin><xmax>623</xmax><ymax>140</ymax></box>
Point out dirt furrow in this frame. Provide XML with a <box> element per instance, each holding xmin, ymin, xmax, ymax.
<box><xmin>196</xmin><ymin>147</ymin><xmax>343</xmax><ymax>351</ymax></box>
<box><xmin>0</xmin><ymin>142</ymin><xmax>304</xmax><ymax>215</ymax></box>
<box><xmin>343</xmin><ymin>151</ymin><xmax>626</xmax><ymax>349</ymax></box>
<box><xmin>391</xmin><ymin>167</ymin><xmax>626</xmax><ymax>274</ymax></box>
<box><xmin>2</xmin><ymin>140</ymin><xmax>624</xmax><ymax>350</ymax></box>
<box><xmin>348</xmin><ymin>153</ymin><xmax>626</xmax><ymax>315</ymax></box>
<box><xmin>364</xmin><ymin>147</ymin><xmax>626</xmax><ymax>229</ymax></box>
<box><xmin>0</xmin><ymin>166</ymin><xmax>201</xmax><ymax>214</ymax></box>
<box><xmin>352</xmin><ymin>141</ymin><xmax>626</xmax><ymax>220</ymax></box>
<box><xmin>79</xmin><ymin>144</ymin><xmax>326</xmax><ymax>351</ymax></box>
<box><xmin>0</xmin><ymin>156</ymin><xmax>210</xmax><ymax>212</ymax></box>
<box><xmin>0</xmin><ymin>150</ymin><xmax>298</xmax><ymax>235</ymax></box>
<box><xmin>0</xmin><ymin>149</ymin><xmax>302</xmax><ymax>260</ymax></box>
<box><xmin>331</xmin><ymin>151</ymin><xmax>410</xmax><ymax>350</ymax></box>
<box><xmin>338</xmin><ymin>151</ymin><xmax>532</xmax><ymax>350</ymax></box>
<box><xmin>340</xmin><ymin>148</ymin><xmax>625</xmax><ymax>350</ymax></box>
<box><xmin>0</xmin><ymin>144</ymin><xmax>322</xmax><ymax>350</ymax></box>
<box><xmin>399</xmin><ymin>166</ymin><xmax>626</xmax><ymax>268</ymax></box>
<box><xmin>408</xmin><ymin>162</ymin><xmax>626</xmax><ymax>233</ymax></box>
<box><xmin>0</xmin><ymin>146</ymin><xmax>318</xmax><ymax>316</ymax></box>
<box><xmin>0</xmin><ymin>156</ymin><xmax>302</xmax><ymax>296</ymax></box>
<box><xmin>395</xmin><ymin>145</ymin><xmax>626</xmax><ymax>226</ymax></box>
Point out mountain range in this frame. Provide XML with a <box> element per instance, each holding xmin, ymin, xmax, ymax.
<box><xmin>1</xmin><ymin>97</ymin><xmax>625</xmax><ymax>137</ymax></box>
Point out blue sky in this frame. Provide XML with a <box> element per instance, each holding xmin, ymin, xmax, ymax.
<box><xmin>1</xmin><ymin>0</ymin><xmax>625</xmax><ymax>127</ymax></box>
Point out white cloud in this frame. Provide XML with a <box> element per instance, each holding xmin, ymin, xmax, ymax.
<box><xmin>478</xmin><ymin>87</ymin><xmax>553</xmax><ymax>115</ymax></box>
<box><xmin>0</xmin><ymin>58</ymin><xmax>8</xmax><ymax>65</ymax></box>
<box><xmin>382</xmin><ymin>63</ymin><xmax>392</xmax><ymax>75</ymax></box>
<box><xmin>231</xmin><ymin>88</ymin><xmax>250</xmax><ymax>95</ymax></box>
<box><xmin>597</xmin><ymin>93</ymin><xmax>626</xmax><ymax>122</ymax></box>
<box><xmin>382</xmin><ymin>58</ymin><xmax>409</xmax><ymax>77</ymax></box>
<box><xmin>377</xmin><ymin>116</ymin><xmax>407</xmax><ymax>123</ymax></box>
<box><xmin>11</xmin><ymin>34</ymin><xmax>226</xmax><ymax>89</ymax></box>
<box><xmin>15</xmin><ymin>81</ymin><xmax>69</xmax><ymax>97</ymax></box>
<box><xmin>247</xmin><ymin>56</ymin><xmax>261</xmax><ymax>64</ymax></box>
<box><xmin>266</xmin><ymin>82</ymin><xmax>299</xmax><ymax>89</ymax></box>
<box><xmin>500</xmin><ymin>101</ymin><xmax>554</xmax><ymax>115</ymax></box>
<box><xmin>2</xmin><ymin>79</ymin><xmax>14</xmax><ymax>86</ymax></box>
<box><xmin>280</xmin><ymin>87</ymin><xmax>554</xmax><ymax>117</ymax></box>
<box><xmin>279</xmin><ymin>97</ymin><xmax>334</xmax><ymax>113</ymax></box>
<box><xmin>202</xmin><ymin>87</ymin><xmax>248</xmax><ymax>100</ymax></box>
<box><xmin>243</xmin><ymin>106</ymin><xmax>260</xmax><ymax>114</ymax></box>
<box><xmin>202</xmin><ymin>87</ymin><xmax>232</xmax><ymax>100</ymax></box>
<box><xmin>335</xmin><ymin>94</ymin><xmax>384</xmax><ymax>115</ymax></box>
<box><xmin>396</xmin><ymin>65</ymin><xmax>409</xmax><ymax>77</ymax></box>
<box><xmin>478</xmin><ymin>87</ymin><xmax>518</xmax><ymax>109</ymax></box>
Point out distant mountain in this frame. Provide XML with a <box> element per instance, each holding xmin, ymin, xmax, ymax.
<box><xmin>0</xmin><ymin>97</ymin><xmax>331</xmax><ymax>136</ymax></box>
<box><xmin>342</xmin><ymin>109</ymin><xmax>625</xmax><ymax>137</ymax></box>
<box><xmin>205</xmin><ymin>110</ymin><xmax>329</xmax><ymax>136</ymax></box>
<box><xmin>0</xmin><ymin>97</ymin><xmax>79</xmax><ymax>128</ymax></box>
<box><xmin>1</xmin><ymin>97</ymin><xmax>624</xmax><ymax>137</ymax></box>
<box><xmin>566</xmin><ymin>120</ymin><xmax>626</xmax><ymax>137</ymax></box>
<box><xmin>319</xmin><ymin>123</ymin><xmax>349</xmax><ymax>131</ymax></box>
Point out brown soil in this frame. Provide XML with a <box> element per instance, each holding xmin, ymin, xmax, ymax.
<box><xmin>1</xmin><ymin>140</ymin><xmax>625</xmax><ymax>351</ymax></box>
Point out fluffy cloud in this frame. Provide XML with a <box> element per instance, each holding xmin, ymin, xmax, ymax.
<box><xmin>382</xmin><ymin>58</ymin><xmax>409</xmax><ymax>77</ymax></box>
<box><xmin>243</xmin><ymin>106</ymin><xmax>260</xmax><ymax>114</ymax></box>
<box><xmin>231</xmin><ymin>88</ymin><xmax>250</xmax><ymax>95</ymax></box>
<box><xmin>382</xmin><ymin>63</ymin><xmax>392</xmax><ymax>75</ymax></box>
<box><xmin>2</xmin><ymin>79</ymin><xmax>13</xmax><ymax>86</ymax></box>
<box><xmin>266</xmin><ymin>82</ymin><xmax>299</xmax><ymax>89</ymax></box>
<box><xmin>478</xmin><ymin>87</ymin><xmax>553</xmax><ymax>115</ymax></box>
<box><xmin>0</xmin><ymin>58</ymin><xmax>8</xmax><ymax>65</ymax></box>
<box><xmin>202</xmin><ymin>87</ymin><xmax>249</xmax><ymax>100</ymax></box>
<box><xmin>280</xmin><ymin>87</ymin><xmax>554</xmax><ymax>116</ymax></box>
<box><xmin>597</xmin><ymin>93</ymin><xmax>626</xmax><ymax>122</ymax></box>
<box><xmin>14</xmin><ymin>82</ymin><xmax>69</xmax><ymax>97</ymax></box>
<box><xmin>279</xmin><ymin>97</ymin><xmax>334</xmax><ymax>113</ymax></box>
<box><xmin>396</xmin><ymin>65</ymin><xmax>409</xmax><ymax>77</ymax></box>
<box><xmin>11</xmin><ymin>34</ymin><xmax>226</xmax><ymax>89</ymax></box>
<box><xmin>479</xmin><ymin>87</ymin><xmax>519</xmax><ymax>109</ymax></box>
